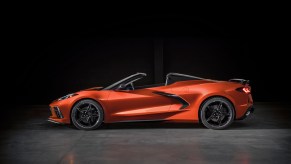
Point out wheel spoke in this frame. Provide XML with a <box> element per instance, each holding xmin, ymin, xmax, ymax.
<box><xmin>87</xmin><ymin>117</ymin><xmax>92</xmax><ymax>126</ymax></box>
<box><xmin>77</xmin><ymin>108</ymin><xmax>82</xmax><ymax>112</ymax></box>
<box><xmin>90</xmin><ymin>117</ymin><xmax>95</xmax><ymax>123</ymax></box>
<box><xmin>86</xmin><ymin>117</ymin><xmax>90</xmax><ymax>124</ymax></box>
<box><xmin>218</xmin><ymin>116</ymin><xmax>223</xmax><ymax>126</ymax></box>
<box><xmin>206</xmin><ymin>113</ymin><xmax>215</xmax><ymax>122</ymax></box>
<box><xmin>87</xmin><ymin>104</ymin><xmax>91</xmax><ymax>111</ymax></box>
<box><xmin>91</xmin><ymin>113</ymin><xmax>99</xmax><ymax>117</ymax></box>
<box><xmin>206</xmin><ymin>105</ymin><xmax>217</xmax><ymax>122</ymax></box>
<box><xmin>217</xmin><ymin>102</ymin><xmax>223</xmax><ymax>110</ymax></box>
<box><xmin>79</xmin><ymin>117</ymin><xmax>87</xmax><ymax>123</ymax></box>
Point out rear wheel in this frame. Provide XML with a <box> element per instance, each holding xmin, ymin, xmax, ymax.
<box><xmin>71</xmin><ymin>99</ymin><xmax>104</xmax><ymax>130</ymax></box>
<box><xmin>200</xmin><ymin>97</ymin><xmax>234</xmax><ymax>130</ymax></box>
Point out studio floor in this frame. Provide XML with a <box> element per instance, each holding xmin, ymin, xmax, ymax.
<box><xmin>0</xmin><ymin>103</ymin><xmax>290</xmax><ymax>164</ymax></box>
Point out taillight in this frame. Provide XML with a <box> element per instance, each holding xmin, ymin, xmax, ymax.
<box><xmin>242</xmin><ymin>87</ymin><xmax>251</xmax><ymax>93</ymax></box>
<box><xmin>236</xmin><ymin>87</ymin><xmax>251</xmax><ymax>94</ymax></box>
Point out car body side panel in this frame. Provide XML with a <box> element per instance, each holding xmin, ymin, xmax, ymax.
<box><xmin>103</xmin><ymin>80</ymin><xmax>212</xmax><ymax>122</ymax></box>
<box><xmin>103</xmin><ymin>88</ymin><xmax>174</xmax><ymax>122</ymax></box>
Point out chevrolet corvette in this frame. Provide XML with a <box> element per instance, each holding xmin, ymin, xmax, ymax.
<box><xmin>48</xmin><ymin>72</ymin><xmax>254</xmax><ymax>130</ymax></box>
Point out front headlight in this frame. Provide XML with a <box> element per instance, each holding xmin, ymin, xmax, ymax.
<box><xmin>58</xmin><ymin>93</ymin><xmax>78</xmax><ymax>101</ymax></box>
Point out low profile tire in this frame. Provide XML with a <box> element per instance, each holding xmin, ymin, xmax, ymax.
<box><xmin>71</xmin><ymin>99</ymin><xmax>104</xmax><ymax>130</ymax></box>
<box><xmin>200</xmin><ymin>97</ymin><xmax>235</xmax><ymax>130</ymax></box>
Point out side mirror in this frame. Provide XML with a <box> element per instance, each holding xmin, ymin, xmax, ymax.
<box><xmin>115</xmin><ymin>84</ymin><xmax>126</xmax><ymax>91</ymax></box>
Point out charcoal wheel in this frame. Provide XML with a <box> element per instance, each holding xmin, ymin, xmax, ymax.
<box><xmin>71</xmin><ymin>99</ymin><xmax>104</xmax><ymax>130</ymax></box>
<box><xmin>200</xmin><ymin>97</ymin><xmax>234</xmax><ymax>130</ymax></box>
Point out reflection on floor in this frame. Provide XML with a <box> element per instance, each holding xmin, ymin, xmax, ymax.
<box><xmin>0</xmin><ymin>102</ymin><xmax>290</xmax><ymax>164</ymax></box>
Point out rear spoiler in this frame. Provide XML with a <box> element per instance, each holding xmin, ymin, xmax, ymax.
<box><xmin>229</xmin><ymin>79</ymin><xmax>249</xmax><ymax>85</ymax></box>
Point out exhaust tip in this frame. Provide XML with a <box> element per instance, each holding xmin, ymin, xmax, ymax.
<box><xmin>245</xmin><ymin>111</ymin><xmax>251</xmax><ymax>116</ymax></box>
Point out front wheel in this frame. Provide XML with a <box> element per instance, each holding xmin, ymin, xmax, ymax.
<box><xmin>71</xmin><ymin>99</ymin><xmax>104</xmax><ymax>130</ymax></box>
<box><xmin>200</xmin><ymin>97</ymin><xmax>234</xmax><ymax>130</ymax></box>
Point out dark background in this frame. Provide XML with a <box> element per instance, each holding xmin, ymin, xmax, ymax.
<box><xmin>3</xmin><ymin>7</ymin><xmax>289</xmax><ymax>104</ymax></box>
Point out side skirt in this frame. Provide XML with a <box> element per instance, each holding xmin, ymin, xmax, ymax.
<box><xmin>112</xmin><ymin>119</ymin><xmax>166</xmax><ymax>123</ymax></box>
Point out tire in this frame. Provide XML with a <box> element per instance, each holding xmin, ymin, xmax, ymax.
<box><xmin>200</xmin><ymin>97</ymin><xmax>234</xmax><ymax>130</ymax></box>
<box><xmin>71</xmin><ymin>99</ymin><xmax>104</xmax><ymax>130</ymax></box>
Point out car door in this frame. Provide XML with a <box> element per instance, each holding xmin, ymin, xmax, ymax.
<box><xmin>105</xmin><ymin>87</ymin><xmax>173</xmax><ymax>122</ymax></box>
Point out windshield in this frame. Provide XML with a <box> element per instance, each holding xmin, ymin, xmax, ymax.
<box><xmin>103</xmin><ymin>73</ymin><xmax>147</xmax><ymax>90</ymax></box>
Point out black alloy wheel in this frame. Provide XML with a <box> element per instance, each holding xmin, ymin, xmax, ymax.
<box><xmin>200</xmin><ymin>97</ymin><xmax>234</xmax><ymax>130</ymax></box>
<box><xmin>71</xmin><ymin>99</ymin><xmax>104</xmax><ymax>130</ymax></box>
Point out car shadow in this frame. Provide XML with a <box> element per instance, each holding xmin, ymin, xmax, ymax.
<box><xmin>27</xmin><ymin>118</ymin><xmax>291</xmax><ymax>131</ymax></box>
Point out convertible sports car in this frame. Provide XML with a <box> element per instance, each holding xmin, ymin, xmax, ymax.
<box><xmin>48</xmin><ymin>73</ymin><xmax>254</xmax><ymax>130</ymax></box>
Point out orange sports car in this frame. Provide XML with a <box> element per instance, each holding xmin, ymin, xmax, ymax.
<box><xmin>48</xmin><ymin>72</ymin><xmax>254</xmax><ymax>130</ymax></box>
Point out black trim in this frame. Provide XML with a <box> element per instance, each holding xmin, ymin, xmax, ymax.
<box><xmin>229</xmin><ymin>79</ymin><xmax>249</xmax><ymax>85</ymax></box>
<box><xmin>165</xmin><ymin>73</ymin><xmax>216</xmax><ymax>85</ymax></box>
<box><xmin>153</xmin><ymin>91</ymin><xmax>189</xmax><ymax>109</ymax></box>
<box><xmin>53</xmin><ymin>107</ymin><xmax>63</xmax><ymax>118</ymax></box>
<box><xmin>237</xmin><ymin>106</ymin><xmax>255</xmax><ymax>120</ymax></box>
<box><xmin>113</xmin><ymin>119</ymin><xmax>165</xmax><ymax>123</ymax></box>
<box><xmin>48</xmin><ymin>119</ymin><xmax>63</xmax><ymax>124</ymax></box>
<box><xmin>135</xmin><ymin>83</ymin><xmax>165</xmax><ymax>89</ymax></box>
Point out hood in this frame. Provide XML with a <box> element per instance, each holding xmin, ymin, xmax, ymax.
<box><xmin>83</xmin><ymin>86</ymin><xmax>103</xmax><ymax>91</ymax></box>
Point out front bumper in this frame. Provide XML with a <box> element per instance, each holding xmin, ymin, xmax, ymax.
<box><xmin>237</xmin><ymin>106</ymin><xmax>255</xmax><ymax>120</ymax></box>
<box><xmin>48</xmin><ymin>119</ymin><xmax>64</xmax><ymax>124</ymax></box>
<box><xmin>48</xmin><ymin>100</ymin><xmax>72</xmax><ymax>124</ymax></box>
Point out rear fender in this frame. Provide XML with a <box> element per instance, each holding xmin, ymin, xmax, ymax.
<box><xmin>193</xmin><ymin>93</ymin><xmax>236</xmax><ymax>121</ymax></box>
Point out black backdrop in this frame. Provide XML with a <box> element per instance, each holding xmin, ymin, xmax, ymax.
<box><xmin>4</xmin><ymin>8</ymin><xmax>289</xmax><ymax>104</ymax></box>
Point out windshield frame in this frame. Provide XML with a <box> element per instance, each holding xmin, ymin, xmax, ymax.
<box><xmin>102</xmin><ymin>72</ymin><xmax>147</xmax><ymax>90</ymax></box>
